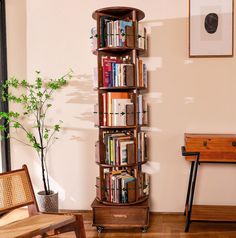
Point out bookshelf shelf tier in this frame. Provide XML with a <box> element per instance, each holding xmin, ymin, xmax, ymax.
<box><xmin>98</xmin><ymin>195</ymin><xmax>148</xmax><ymax>206</ymax></box>
<box><xmin>96</xmin><ymin>161</ymin><xmax>147</xmax><ymax>167</ymax></box>
<box><xmin>91</xmin><ymin>6</ymin><xmax>149</xmax><ymax>232</ymax></box>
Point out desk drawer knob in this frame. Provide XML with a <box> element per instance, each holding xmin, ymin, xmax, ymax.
<box><xmin>203</xmin><ymin>141</ymin><xmax>207</xmax><ymax>147</ymax></box>
<box><xmin>232</xmin><ymin>141</ymin><xmax>236</xmax><ymax>147</ymax></box>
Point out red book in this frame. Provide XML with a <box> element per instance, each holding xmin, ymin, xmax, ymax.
<box><xmin>102</xmin><ymin>56</ymin><xmax>119</xmax><ymax>87</ymax></box>
<box><xmin>102</xmin><ymin>93</ymin><xmax>107</xmax><ymax>126</ymax></box>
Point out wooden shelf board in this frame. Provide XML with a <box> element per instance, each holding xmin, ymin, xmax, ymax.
<box><xmin>191</xmin><ymin>205</ymin><xmax>236</xmax><ymax>222</ymax></box>
<box><xmin>99</xmin><ymin>86</ymin><xmax>136</xmax><ymax>90</ymax></box>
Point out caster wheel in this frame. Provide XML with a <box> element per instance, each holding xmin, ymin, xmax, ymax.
<box><xmin>97</xmin><ymin>226</ymin><xmax>104</xmax><ymax>233</ymax></box>
<box><xmin>141</xmin><ymin>227</ymin><xmax>148</xmax><ymax>233</ymax></box>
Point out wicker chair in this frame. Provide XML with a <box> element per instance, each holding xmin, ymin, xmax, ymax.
<box><xmin>0</xmin><ymin>165</ymin><xmax>86</xmax><ymax>238</ymax></box>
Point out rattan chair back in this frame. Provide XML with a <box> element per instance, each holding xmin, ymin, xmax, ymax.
<box><xmin>0</xmin><ymin>165</ymin><xmax>38</xmax><ymax>214</ymax></box>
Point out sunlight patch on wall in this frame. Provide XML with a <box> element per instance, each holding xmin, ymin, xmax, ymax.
<box><xmin>145</xmin><ymin>92</ymin><xmax>163</xmax><ymax>103</ymax></box>
<box><xmin>184</xmin><ymin>59</ymin><xmax>193</xmax><ymax>64</ymax></box>
<box><xmin>184</xmin><ymin>97</ymin><xmax>195</xmax><ymax>104</ymax></box>
<box><xmin>143</xmin><ymin>21</ymin><xmax>163</xmax><ymax>34</ymax></box>
<box><xmin>142</xmin><ymin>57</ymin><xmax>162</xmax><ymax>71</ymax></box>
<box><xmin>142</xmin><ymin>161</ymin><xmax>160</xmax><ymax>174</ymax></box>
<box><xmin>142</xmin><ymin>127</ymin><xmax>162</xmax><ymax>132</ymax></box>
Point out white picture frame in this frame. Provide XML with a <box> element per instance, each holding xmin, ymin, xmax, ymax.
<box><xmin>189</xmin><ymin>0</ymin><xmax>234</xmax><ymax>57</ymax></box>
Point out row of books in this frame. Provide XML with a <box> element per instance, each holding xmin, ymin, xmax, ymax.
<box><xmin>95</xmin><ymin>131</ymin><xmax>148</xmax><ymax>166</ymax></box>
<box><xmin>103</xmin><ymin>132</ymin><xmax>133</xmax><ymax>166</ymax></box>
<box><xmin>93</xmin><ymin>93</ymin><xmax>148</xmax><ymax>126</ymax></box>
<box><xmin>96</xmin><ymin>170</ymin><xmax>150</xmax><ymax>203</ymax></box>
<box><xmin>90</xmin><ymin>22</ymin><xmax>147</xmax><ymax>50</ymax></box>
<box><xmin>101</xmin><ymin>55</ymin><xmax>134</xmax><ymax>87</ymax></box>
<box><xmin>104</xmin><ymin>170</ymin><xmax>136</xmax><ymax>203</ymax></box>
<box><xmin>99</xmin><ymin>17</ymin><xmax>133</xmax><ymax>48</ymax></box>
<box><xmin>101</xmin><ymin>92</ymin><xmax>134</xmax><ymax>126</ymax></box>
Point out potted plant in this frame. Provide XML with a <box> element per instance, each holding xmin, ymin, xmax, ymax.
<box><xmin>0</xmin><ymin>70</ymin><xmax>72</xmax><ymax>212</ymax></box>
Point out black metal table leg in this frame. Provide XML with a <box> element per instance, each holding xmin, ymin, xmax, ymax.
<box><xmin>181</xmin><ymin>146</ymin><xmax>200</xmax><ymax>232</ymax></box>
<box><xmin>184</xmin><ymin>161</ymin><xmax>194</xmax><ymax>216</ymax></box>
<box><xmin>185</xmin><ymin>153</ymin><xmax>200</xmax><ymax>232</ymax></box>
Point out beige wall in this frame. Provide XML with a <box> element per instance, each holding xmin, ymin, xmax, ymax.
<box><xmin>5</xmin><ymin>0</ymin><xmax>236</xmax><ymax>212</ymax></box>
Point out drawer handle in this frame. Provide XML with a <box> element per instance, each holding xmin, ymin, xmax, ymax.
<box><xmin>113</xmin><ymin>214</ymin><xmax>127</xmax><ymax>218</ymax></box>
<box><xmin>203</xmin><ymin>141</ymin><xmax>207</xmax><ymax>147</ymax></box>
<box><xmin>232</xmin><ymin>141</ymin><xmax>236</xmax><ymax>147</ymax></box>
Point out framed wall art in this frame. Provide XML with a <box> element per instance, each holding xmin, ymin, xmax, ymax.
<box><xmin>189</xmin><ymin>0</ymin><xmax>234</xmax><ymax>57</ymax></box>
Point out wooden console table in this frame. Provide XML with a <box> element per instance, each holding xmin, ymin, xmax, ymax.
<box><xmin>182</xmin><ymin>133</ymin><xmax>236</xmax><ymax>232</ymax></box>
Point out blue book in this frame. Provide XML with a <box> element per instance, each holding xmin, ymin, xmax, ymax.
<box><xmin>119</xmin><ymin>20</ymin><xmax>133</xmax><ymax>46</ymax></box>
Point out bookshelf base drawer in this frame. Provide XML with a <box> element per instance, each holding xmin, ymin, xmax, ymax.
<box><xmin>91</xmin><ymin>199</ymin><xmax>149</xmax><ymax>228</ymax></box>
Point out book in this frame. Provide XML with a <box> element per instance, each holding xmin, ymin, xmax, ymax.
<box><xmin>119</xmin><ymin>20</ymin><xmax>133</xmax><ymax>46</ymax></box>
<box><xmin>107</xmin><ymin>92</ymin><xmax>130</xmax><ymax>126</ymax></box>
<box><xmin>90</xmin><ymin>27</ymin><xmax>97</xmax><ymax>51</ymax></box>
<box><xmin>126</xmin><ymin>103</ymin><xmax>134</xmax><ymax>126</ymax></box>
<box><xmin>120</xmin><ymin>140</ymin><xmax>134</xmax><ymax>165</ymax></box>
<box><xmin>94</xmin><ymin>103</ymin><xmax>99</xmax><ymax>126</ymax></box>
<box><xmin>95</xmin><ymin>141</ymin><xmax>99</xmax><ymax>163</ymax></box>
<box><xmin>127</xmin><ymin>143</ymin><xmax>135</xmax><ymax>164</ymax></box>
<box><xmin>102</xmin><ymin>93</ymin><xmax>107</xmax><ymax>126</ymax></box>
<box><xmin>112</xmin><ymin>98</ymin><xmax>132</xmax><ymax>126</ymax></box>
<box><xmin>125</xmin><ymin>64</ymin><xmax>134</xmax><ymax>86</ymax></box>
<box><xmin>96</xmin><ymin>177</ymin><xmax>102</xmax><ymax>200</ymax></box>
<box><xmin>126</xmin><ymin>25</ymin><xmax>134</xmax><ymax>47</ymax></box>
<box><xmin>138</xmin><ymin>24</ymin><xmax>146</xmax><ymax>50</ymax></box>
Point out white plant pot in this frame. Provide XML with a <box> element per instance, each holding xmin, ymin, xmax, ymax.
<box><xmin>36</xmin><ymin>191</ymin><xmax>58</xmax><ymax>212</ymax></box>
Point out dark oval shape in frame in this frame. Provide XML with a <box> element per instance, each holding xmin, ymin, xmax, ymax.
<box><xmin>205</xmin><ymin>13</ymin><xmax>218</xmax><ymax>34</ymax></box>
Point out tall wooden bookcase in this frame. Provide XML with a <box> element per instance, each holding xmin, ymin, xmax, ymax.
<box><xmin>91</xmin><ymin>6</ymin><xmax>149</xmax><ymax>232</ymax></box>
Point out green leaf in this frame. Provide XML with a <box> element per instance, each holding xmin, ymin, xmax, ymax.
<box><xmin>54</xmin><ymin>124</ymin><xmax>60</xmax><ymax>132</ymax></box>
<box><xmin>36</xmin><ymin>78</ymin><xmax>43</xmax><ymax>89</ymax></box>
<box><xmin>0</xmin><ymin>125</ymin><xmax>6</xmax><ymax>131</ymax></box>
<box><xmin>27</xmin><ymin>132</ymin><xmax>35</xmax><ymax>143</ymax></box>
<box><xmin>44</xmin><ymin>133</ymin><xmax>49</xmax><ymax>139</ymax></box>
<box><xmin>21</xmin><ymin>80</ymin><xmax>29</xmax><ymax>87</ymax></box>
<box><xmin>13</xmin><ymin>122</ymin><xmax>21</xmax><ymax>128</ymax></box>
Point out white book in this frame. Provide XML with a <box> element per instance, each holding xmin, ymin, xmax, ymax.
<box><xmin>138</xmin><ymin>95</ymin><xmax>143</xmax><ymax>125</ymax></box>
<box><xmin>90</xmin><ymin>27</ymin><xmax>97</xmax><ymax>51</ymax></box>
<box><xmin>112</xmin><ymin>98</ymin><xmax>131</xmax><ymax>126</ymax></box>
<box><xmin>138</xmin><ymin>25</ymin><xmax>145</xmax><ymax>49</ymax></box>
<box><xmin>120</xmin><ymin>140</ymin><xmax>134</xmax><ymax>165</ymax></box>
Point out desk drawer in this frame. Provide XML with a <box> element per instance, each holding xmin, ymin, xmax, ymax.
<box><xmin>185</xmin><ymin>134</ymin><xmax>236</xmax><ymax>162</ymax></box>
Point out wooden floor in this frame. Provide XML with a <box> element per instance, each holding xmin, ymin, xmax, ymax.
<box><xmin>2</xmin><ymin>210</ymin><xmax>236</xmax><ymax>238</ymax></box>
<box><xmin>56</xmin><ymin>212</ymin><xmax>236</xmax><ymax>238</ymax></box>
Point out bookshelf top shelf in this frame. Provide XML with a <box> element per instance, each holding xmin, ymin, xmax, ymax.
<box><xmin>92</xmin><ymin>6</ymin><xmax>145</xmax><ymax>21</ymax></box>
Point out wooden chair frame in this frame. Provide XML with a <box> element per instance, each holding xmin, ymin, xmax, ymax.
<box><xmin>0</xmin><ymin>165</ymin><xmax>86</xmax><ymax>238</ymax></box>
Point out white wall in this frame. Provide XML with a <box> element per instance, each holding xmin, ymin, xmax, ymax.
<box><xmin>5</xmin><ymin>0</ymin><xmax>236</xmax><ymax>212</ymax></box>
